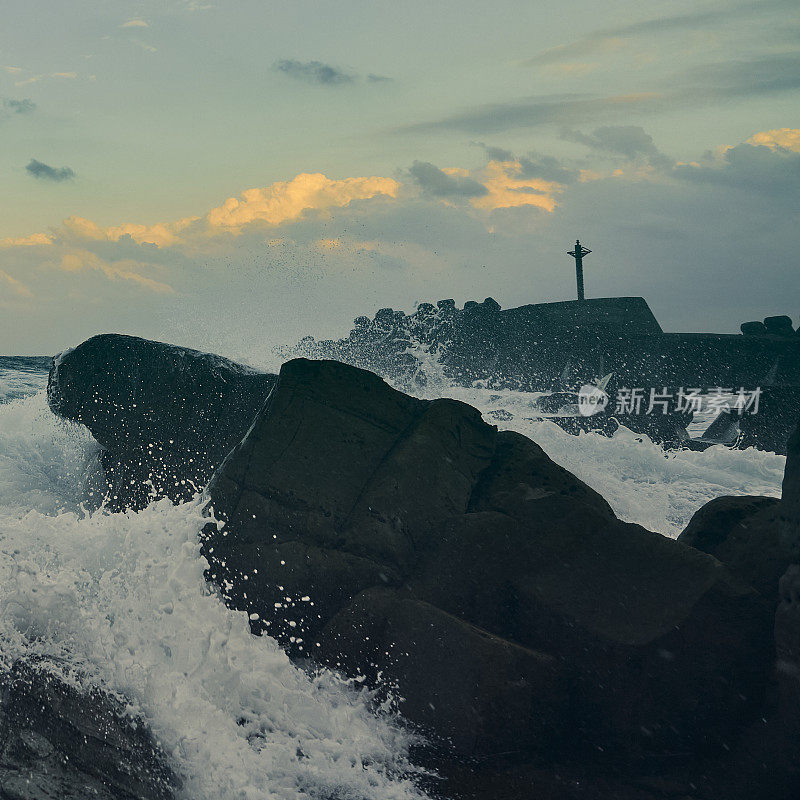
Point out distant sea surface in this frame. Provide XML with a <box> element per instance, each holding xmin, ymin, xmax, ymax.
<box><xmin>0</xmin><ymin>355</ymin><xmax>51</xmax><ymax>402</ymax></box>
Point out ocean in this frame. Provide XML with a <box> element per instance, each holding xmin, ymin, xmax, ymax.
<box><xmin>0</xmin><ymin>351</ymin><xmax>787</xmax><ymax>798</ymax></box>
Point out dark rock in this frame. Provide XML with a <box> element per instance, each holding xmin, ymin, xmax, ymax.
<box><xmin>0</xmin><ymin>659</ymin><xmax>177</xmax><ymax>800</ymax></box>
<box><xmin>780</xmin><ymin>416</ymin><xmax>800</xmax><ymax>559</ymax></box>
<box><xmin>295</xmin><ymin>298</ymin><xmax>800</xmax><ymax>454</ymax></box>
<box><xmin>206</xmin><ymin>358</ymin><xmax>495</xmax><ymax>642</ymax></box>
<box><xmin>776</xmin><ymin>565</ymin><xmax>800</xmax><ymax>731</ymax></box>
<box><xmin>482</xmin><ymin>296</ymin><xmax>501</xmax><ymax>311</ymax></box>
<box><xmin>678</xmin><ymin>495</ymin><xmax>788</xmax><ymax>601</ymax></box>
<box><xmin>374</xmin><ymin>307</ymin><xmax>395</xmax><ymax>325</ymax></box>
<box><xmin>741</xmin><ymin>321</ymin><xmax>768</xmax><ymax>336</ymax></box>
<box><xmin>319</xmin><ymin>587</ymin><xmax>568</xmax><ymax>759</ymax></box>
<box><xmin>205</xmin><ymin>357</ymin><xmax>772</xmax><ymax>769</ymax></box>
<box><xmin>48</xmin><ymin>334</ymin><xmax>275</xmax><ymax>509</ymax></box>
<box><xmin>764</xmin><ymin>315</ymin><xmax>795</xmax><ymax>337</ymax></box>
<box><xmin>437</xmin><ymin>298</ymin><xmax>456</xmax><ymax>310</ymax></box>
<box><xmin>738</xmin><ymin>388</ymin><xmax>800</xmax><ymax>455</ymax></box>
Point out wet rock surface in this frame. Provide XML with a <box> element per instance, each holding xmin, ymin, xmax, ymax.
<box><xmin>678</xmin><ymin>494</ymin><xmax>787</xmax><ymax>601</ymax></box>
<box><xmin>0</xmin><ymin>660</ymin><xmax>177</xmax><ymax>800</ymax></box>
<box><xmin>48</xmin><ymin>333</ymin><xmax>275</xmax><ymax>509</ymax></box>
<box><xmin>43</xmin><ymin>336</ymin><xmax>800</xmax><ymax>799</ymax></box>
<box><xmin>204</xmin><ymin>357</ymin><xmax>773</xmax><ymax>780</ymax></box>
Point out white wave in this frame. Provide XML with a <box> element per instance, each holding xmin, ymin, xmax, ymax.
<box><xmin>0</xmin><ymin>392</ymin><xmax>99</xmax><ymax>516</ymax></box>
<box><xmin>0</xmin><ymin>393</ymin><xmax>425</xmax><ymax>800</ymax></box>
<box><xmin>409</xmin><ymin>383</ymin><xmax>786</xmax><ymax>539</ymax></box>
<box><xmin>0</xmin><ymin>354</ymin><xmax>787</xmax><ymax>799</ymax></box>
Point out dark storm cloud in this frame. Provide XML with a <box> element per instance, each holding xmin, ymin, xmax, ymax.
<box><xmin>525</xmin><ymin>0</ymin><xmax>797</xmax><ymax>65</ymax></box>
<box><xmin>25</xmin><ymin>158</ymin><xmax>75</xmax><ymax>182</ymax></box>
<box><xmin>408</xmin><ymin>161</ymin><xmax>488</xmax><ymax>198</ymax></box>
<box><xmin>3</xmin><ymin>98</ymin><xmax>36</xmax><ymax>114</ymax></box>
<box><xmin>561</xmin><ymin>126</ymin><xmax>673</xmax><ymax>169</ymax></box>
<box><xmin>674</xmin><ymin>142</ymin><xmax>800</xmax><ymax>198</ymax></box>
<box><xmin>273</xmin><ymin>59</ymin><xmax>355</xmax><ymax>85</ymax></box>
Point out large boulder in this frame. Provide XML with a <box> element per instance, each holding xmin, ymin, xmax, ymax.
<box><xmin>48</xmin><ymin>334</ymin><xmax>275</xmax><ymax>509</ymax></box>
<box><xmin>781</xmin><ymin>418</ymin><xmax>800</xmax><ymax>559</ymax></box>
<box><xmin>678</xmin><ymin>495</ymin><xmax>787</xmax><ymax>601</ymax></box>
<box><xmin>741</xmin><ymin>321</ymin><xmax>767</xmax><ymax>336</ymax></box>
<box><xmin>204</xmin><ymin>357</ymin><xmax>772</xmax><ymax>770</ymax></box>
<box><xmin>0</xmin><ymin>659</ymin><xmax>177</xmax><ymax>800</ymax></box>
<box><xmin>764</xmin><ymin>315</ymin><xmax>795</xmax><ymax>337</ymax></box>
<box><xmin>678</xmin><ymin>413</ymin><xmax>800</xmax><ymax>597</ymax></box>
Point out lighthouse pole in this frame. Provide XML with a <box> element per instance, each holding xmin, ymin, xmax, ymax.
<box><xmin>567</xmin><ymin>239</ymin><xmax>592</xmax><ymax>302</ymax></box>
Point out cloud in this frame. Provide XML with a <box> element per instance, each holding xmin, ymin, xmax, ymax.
<box><xmin>0</xmin><ymin>233</ymin><xmax>53</xmax><ymax>248</ymax></box>
<box><xmin>120</xmin><ymin>19</ymin><xmax>149</xmax><ymax>27</ymax></box>
<box><xmin>59</xmin><ymin>215</ymin><xmax>199</xmax><ymax>248</ymax></box>
<box><xmin>3</xmin><ymin>98</ymin><xmax>35</xmax><ymax>114</ymax></box>
<box><xmin>0</xmin><ymin>269</ymin><xmax>33</xmax><ymax>298</ymax></box>
<box><xmin>1</xmin><ymin>130</ymin><xmax>796</xmax><ymax>356</ymax></box>
<box><xmin>525</xmin><ymin>37</ymin><xmax>627</xmax><ymax>68</ymax></box>
<box><xmin>404</xmin><ymin>48</ymin><xmax>800</xmax><ymax>137</ymax></box>
<box><xmin>401</xmin><ymin>92</ymin><xmax>662</xmax><ymax>135</ymax></box>
<box><xmin>561</xmin><ymin>125</ymin><xmax>673</xmax><ymax>169</ymax></box>
<box><xmin>57</xmin><ymin>249</ymin><xmax>174</xmax><ymax>293</ymax></box>
<box><xmin>471</xmin><ymin>160</ymin><xmax>562</xmax><ymax>212</ymax></box>
<box><xmin>25</xmin><ymin>159</ymin><xmax>75</xmax><ymax>182</ymax></box>
<box><xmin>674</xmin><ymin>139</ymin><xmax>800</xmax><ymax>197</ymax></box>
<box><xmin>477</xmin><ymin>144</ymin><xmax>580</xmax><ymax>184</ymax></box>
<box><xmin>205</xmin><ymin>172</ymin><xmax>400</xmax><ymax>232</ymax></box>
<box><xmin>680</xmin><ymin>53</ymin><xmax>800</xmax><ymax>99</ymax></box>
<box><xmin>15</xmin><ymin>71</ymin><xmax>78</xmax><ymax>87</ymax></box>
<box><xmin>747</xmin><ymin>128</ymin><xmax>800</xmax><ymax>152</ymax></box>
<box><xmin>367</xmin><ymin>73</ymin><xmax>392</xmax><ymax>83</ymax></box>
<box><xmin>524</xmin><ymin>0</ymin><xmax>797</xmax><ymax>66</ymax></box>
<box><xmin>273</xmin><ymin>59</ymin><xmax>354</xmax><ymax>86</ymax></box>
<box><xmin>408</xmin><ymin>161</ymin><xmax>488</xmax><ymax>199</ymax></box>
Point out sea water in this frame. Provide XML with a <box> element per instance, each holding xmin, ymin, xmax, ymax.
<box><xmin>0</xmin><ymin>359</ymin><xmax>425</xmax><ymax>800</ymax></box>
<box><xmin>0</xmin><ymin>353</ymin><xmax>786</xmax><ymax>798</ymax></box>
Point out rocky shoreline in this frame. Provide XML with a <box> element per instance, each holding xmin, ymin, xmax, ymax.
<box><xmin>4</xmin><ymin>333</ymin><xmax>797</xmax><ymax>799</ymax></box>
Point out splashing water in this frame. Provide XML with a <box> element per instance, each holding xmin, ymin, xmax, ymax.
<box><xmin>391</xmin><ymin>338</ymin><xmax>785</xmax><ymax>538</ymax></box>
<box><xmin>0</xmin><ymin>349</ymin><xmax>787</xmax><ymax>799</ymax></box>
<box><xmin>0</xmin><ymin>389</ymin><xmax>426</xmax><ymax>800</ymax></box>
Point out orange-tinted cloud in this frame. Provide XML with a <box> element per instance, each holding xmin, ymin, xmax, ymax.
<box><xmin>58</xmin><ymin>249</ymin><xmax>174</xmax><ymax>293</ymax></box>
<box><xmin>471</xmin><ymin>160</ymin><xmax>561</xmax><ymax>212</ymax></box>
<box><xmin>205</xmin><ymin>173</ymin><xmax>400</xmax><ymax>232</ymax></box>
<box><xmin>0</xmin><ymin>269</ymin><xmax>33</xmax><ymax>298</ymax></box>
<box><xmin>0</xmin><ymin>232</ymin><xmax>53</xmax><ymax>248</ymax></box>
<box><xmin>60</xmin><ymin>215</ymin><xmax>199</xmax><ymax>247</ymax></box>
<box><xmin>747</xmin><ymin>128</ymin><xmax>800</xmax><ymax>152</ymax></box>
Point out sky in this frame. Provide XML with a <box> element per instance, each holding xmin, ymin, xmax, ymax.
<box><xmin>1</xmin><ymin>0</ymin><xmax>798</xmax><ymax>358</ymax></box>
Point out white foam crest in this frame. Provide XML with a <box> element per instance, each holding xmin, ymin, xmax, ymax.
<box><xmin>0</xmin><ymin>392</ymin><xmax>99</xmax><ymax>516</ymax></box>
<box><xmin>409</xmin><ymin>383</ymin><xmax>786</xmax><ymax>538</ymax></box>
<box><xmin>0</xmin><ymin>497</ymin><xmax>425</xmax><ymax>800</ymax></box>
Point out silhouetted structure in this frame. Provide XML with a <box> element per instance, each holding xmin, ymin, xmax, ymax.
<box><xmin>568</xmin><ymin>239</ymin><xmax>591</xmax><ymax>301</ymax></box>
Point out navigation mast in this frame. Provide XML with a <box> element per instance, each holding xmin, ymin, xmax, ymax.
<box><xmin>567</xmin><ymin>239</ymin><xmax>592</xmax><ymax>302</ymax></box>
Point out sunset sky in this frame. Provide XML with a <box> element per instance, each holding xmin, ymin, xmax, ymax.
<box><xmin>1</xmin><ymin>0</ymin><xmax>798</xmax><ymax>358</ymax></box>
